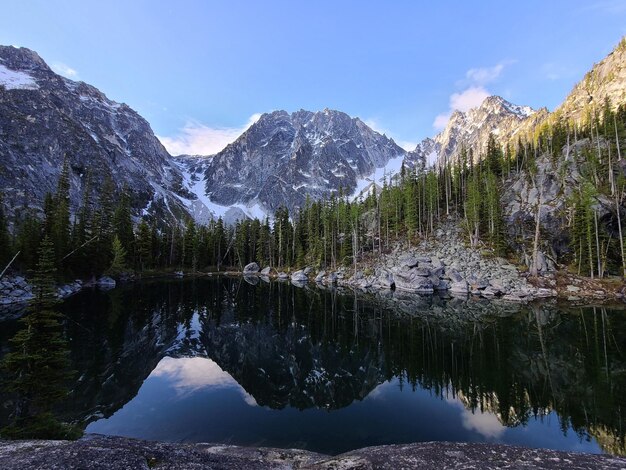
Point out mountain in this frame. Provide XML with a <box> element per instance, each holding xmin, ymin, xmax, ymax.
<box><xmin>0</xmin><ymin>45</ymin><xmax>193</xmax><ymax>224</ymax></box>
<box><xmin>555</xmin><ymin>37</ymin><xmax>626</xmax><ymax>123</ymax></box>
<box><xmin>175</xmin><ymin>109</ymin><xmax>410</xmax><ymax>217</ymax></box>
<box><xmin>419</xmin><ymin>96</ymin><xmax>547</xmax><ymax>168</ymax></box>
<box><xmin>0</xmin><ymin>45</ymin><xmax>417</xmax><ymax>225</ymax></box>
<box><xmin>419</xmin><ymin>39</ymin><xmax>626</xmax><ymax>171</ymax></box>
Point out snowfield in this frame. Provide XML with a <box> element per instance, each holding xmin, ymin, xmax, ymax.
<box><xmin>0</xmin><ymin>63</ymin><xmax>39</xmax><ymax>90</ymax></box>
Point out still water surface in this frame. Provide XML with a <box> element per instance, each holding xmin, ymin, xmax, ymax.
<box><xmin>1</xmin><ymin>277</ymin><xmax>625</xmax><ymax>455</ymax></box>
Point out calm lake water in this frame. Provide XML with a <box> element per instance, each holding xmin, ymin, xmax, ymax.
<box><xmin>1</xmin><ymin>277</ymin><xmax>625</xmax><ymax>455</ymax></box>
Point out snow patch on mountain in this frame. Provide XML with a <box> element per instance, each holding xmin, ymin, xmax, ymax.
<box><xmin>0</xmin><ymin>63</ymin><xmax>38</xmax><ymax>90</ymax></box>
<box><xmin>351</xmin><ymin>153</ymin><xmax>405</xmax><ymax>201</ymax></box>
<box><xmin>174</xmin><ymin>159</ymin><xmax>269</xmax><ymax>224</ymax></box>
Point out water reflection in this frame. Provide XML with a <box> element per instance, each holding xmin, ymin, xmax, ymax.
<box><xmin>0</xmin><ymin>277</ymin><xmax>624</xmax><ymax>455</ymax></box>
<box><xmin>151</xmin><ymin>356</ymin><xmax>257</xmax><ymax>405</ymax></box>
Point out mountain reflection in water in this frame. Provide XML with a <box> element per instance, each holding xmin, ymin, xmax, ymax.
<box><xmin>0</xmin><ymin>277</ymin><xmax>624</xmax><ymax>456</ymax></box>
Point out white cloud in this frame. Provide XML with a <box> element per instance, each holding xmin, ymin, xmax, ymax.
<box><xmin>433</xmin><ymin>112</ymin><xmax>451</xmax><ymax>131</ymax></box>
<box><xmin>446</xmin><ymin>396</ymin><xmax>506</xmax><ymax>439</ymax></box>
<box><xmin>433</xmin><ymin>60</ymin><xmax>512</xmax><ymax>130</ymax></box>
<box><xmin>450</xmin><ymin>86</ymin><xmax>491</xmax><ymax>112</ymax></box>
<box><xmin>151</xmin><ymin>356</ymin><xmax>257</xmax><ymax>405</ymax></box>
<box><xmin>432</xmin><ymin>86</ymin><xmax>491</xmax><ymax>131</ymax></box>
<box><xmin>51</xmin><ymin>62</ymin><xmax>78</xmax><ymax>78</ymax></box>
<box><xmin>158</xmin><ymin>113</ymin><xmax>261</xmax><ymax>156</ymax></box>
<box><xmin>363</xmin><ymin>118</ymin><xmax>417</xmax><ymax>151</ymax></box>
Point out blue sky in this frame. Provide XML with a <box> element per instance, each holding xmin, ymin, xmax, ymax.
<box><xmin>2</xmin><ymin>0</ymin><xmax>626</xmax><ymax>154</ymax></box>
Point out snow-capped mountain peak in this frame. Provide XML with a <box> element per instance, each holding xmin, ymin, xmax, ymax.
<box><xmin>175</xmin><ymin>108</ymin><xmax>410</xmax><ymax>219</ymax></box>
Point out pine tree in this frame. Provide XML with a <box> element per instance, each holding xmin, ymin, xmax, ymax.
<box><xmin>107</xmin><ymin>235</ymin><xmax>127</xmax><ymax>277</ymax></box>
<box><xmin>15</xmin><ymin>211</ymin><xmax>42</xmax><ymax>273</ymax></box>
<box><xmin>136</xmin><ymin>220</ymin><xmax>153</xmax><ymax>271</ymax></box>
<box><xmin>465</xmin><ymin>175</ymin><xmax>481</xmax><ymax>247</ymax></box>
<box><xmin>112</xmin><ymin>187</ymin><xmax>135</xmax><ymax>261</ymax></box>
<box><xmin>0</xmin><ymin>192</ymin><xmax>11</xmax><ymax>268</ymax></box>
<box><xmin>1</xmin><ymin>236</ymin><xmax>78</xmax><ymax>439</ymax></box>
<box><xmin>182</xmin><ymin>220</ymin><xmax>198</xmax><ymax>270</ymax></box>
<box><xmin>51</xmin><ymin>156</ymin><xmax>71</xmax><ymax>276</ymax></box>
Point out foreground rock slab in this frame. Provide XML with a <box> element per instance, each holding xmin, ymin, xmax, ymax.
<box><xmin>0</xmin><ymin>436</ymin><xmax>624</xmax><ymax>469</ymax></box>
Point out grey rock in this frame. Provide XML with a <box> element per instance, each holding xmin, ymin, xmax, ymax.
<box><xmin>1</xmin><ymin>437</ymin><xmax>624</xmax><ymax>470</ymax></box>
<box><xmin>469</xmin><ymin>278</ymin><xmax>489</xmax><ymax>290</ymax></box>
<box><xmin>411</xmin><ymin>267</ymin><xmax>431</xmax><ymax>277</ymax></box>
<box><xmin>481</xmin><ymin>286</ymin><xmax>498</xmax><ymax>297</ymax></box>
<box><xmin>97</xmin><ymin>276</ymin><xmax>116</xmax><ymax>288</ymax></box>
<box><xmin>395</xmin><ymin>276</ymin><xmax>434</xmax><ymax>294</ymax></box>
<box><xmin>303</xmin><ymin>266</ymin><xmax>314</xmax><ymax>275</ymax></box>
<box><xmin>260</xmin><ymin>266</ymin><xmax>272</xmax><ymax>276</ymax></box>
<box><xmin>315</xmin><ymin>270</ymin><xmax>326</xmax><ymax>283</ymax></box>
<box><xmin>535</xmin><ymin>288</ymin><xmax>557</xmax><ymax>298</ymax></box>
<box><xmin>291</xmin><ymin>270</ymin><xmax>308</xmax><ymax>282</ymax></box>
<box><xmin>243</xmin><ymin>262</ymin><xmax>260</xmax><ymax>274</ymax></box>
<box><xmin>399</xmin><ymin>255</ymin><xmax>419</xmax><ymax>268</ymax></box>
<box><xmin>446</xmin><ymin>269</ymin><xmax>464</xmax><ymax>283</ymax></box>
<box><xmin>374</xmin><ymin>270</ymin><xmax>394</xmax><ymax>289</ymax></box>
<box><xmin>430</xmin><ymin>257</ymin><xmax>443</xmax><ymax>268</ymax></box>
<box><xmin>450</xmin><ymin>280</ymin><xmax>469</xmax><ymax>294</ymax></box>
<box><xmin>243</xmin><ymin>275</ymin><xmax>259</xmax><ymax>286</ymax></box>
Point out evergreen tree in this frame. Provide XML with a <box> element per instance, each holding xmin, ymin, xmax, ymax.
<box><xmin>106</xmin><ymin>235</ymin><xmax>128</xmax><ymax>277</ymax></box>
<box><xmin>51</xmin><ymin>156</ymin><xmax>71</xmax><ymax>275</ymax></box>
<box><xmin>136</xmin><ymin>220</ymin><xmax>153</xmax><ymax>271</ymax></box>
<box><xmin>0</xmin><ymin>236</ymin><xmax>78</xmax><ymax>439</ymax></box>
<box><xmin>0</xmin><ymin>192</ymin><xmax>11</xmax><ymax>268</ymax></box>
<box><xmin>112</xmin><ymin>187</ymin><xmax>135</xmax><ymax>260</ymax></box>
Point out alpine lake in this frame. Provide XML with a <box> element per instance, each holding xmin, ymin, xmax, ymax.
<box><xmin>0</xmin><ymin>276</ymin><xmax>625</xmax><ymax>456</ymax></box>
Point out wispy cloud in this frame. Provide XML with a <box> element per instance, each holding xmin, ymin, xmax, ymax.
<box><xmin>363</xmin><ymin>118</ymin><xmax>417</xmax><ymax>151</ymax></box>
<box><xmin>158</xmin><ymin>113</ymin><xmax>261</xmax><ymax>156</ymax></box>
<box><xmin>433</xmin><ymin>60</ymin><xmax>513</xmax><ymax>131</ymax></box>
<box><xmin>581</xmin><ymin>0</ymin><xmax>626</xmax><ymax>14</ymax></box>
<box><xmin>51</xmin><ymin>61</ymin><xmax>78</xmax><ymax>78</ymax></box>
<box><xmin>465</xmin><ymin>63</ymin><xmax>506</xmax><ymax>85</ymax></box>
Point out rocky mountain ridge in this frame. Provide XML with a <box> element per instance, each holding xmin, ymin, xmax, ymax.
<box><xmin>555</xmin><ymin>37</ymin><xmax>626</xmax><ymax>123</ymax></box>
<box><xmin>422</xmin><ymin>95</ymin><xmax>547</xmax><ymax>168</ymax></box>
<box><xmin>0</xmin><ymin>45</ymin><xmax>419</xmax><ymax>225</ymax></box>
<box><xmin>0</xmin><ymin>45</ymin><xmax>194</xmax><ymax>225</ymax></box>
<box><xmin>176</xmin><ymin>108</ymin><xmax>410</xmax><ymax>217</ymax></box>
<box><xmin>420</xmin><ymin>38</ymin><xmax>626</xmax><ymax>169</ymax></box>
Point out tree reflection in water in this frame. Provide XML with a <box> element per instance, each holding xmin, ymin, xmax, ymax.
<box><xmin>0</xmin><ymin>277</ymin><xmax>624</xmax><ymax>454</ymax></box>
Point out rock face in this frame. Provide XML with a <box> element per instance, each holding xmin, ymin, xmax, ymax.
<box><xmin>0</xmin><ymin>46</ymin><xmax>193</xmax><ymax>225</ymax></box>
<box><xmin>0</xmin><ymin>436</ymin><xmax>624</xmax><ymax>470</ymax></box>
<box><xmin>340</xmin><ymin>221</ymin><xmax>555</xmax><ymax>301</ymax></box>
<box><xmin>179</xmin><ymin>109</ymin><xmax>408</xmax><ymax>216</ymax></box>
<box><xmin>556</xmin><ymin>37</ymin><xmax>626</xmax><ymax>124</ymax></box>
<box><xmin>0</xmin><ymin>276</ymin><xmax>85</xmax><ymax>306</ymax></box>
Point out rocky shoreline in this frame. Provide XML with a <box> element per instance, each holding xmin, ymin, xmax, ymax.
<box><xmin>0</xmin><ymin>275</ymin><xmax>117</xmax><ymax>312</ymax></box>
<box><xmin>3</xmin><ymin>221</ymin><xmax>624</xmax><ymax>312</ymax></box>
<box><xmin>0</xmin><ymin>435</ymin><xmax>624</xmax><ymax>469</ymax></box>
<box><xmin>242</xmin><ymin>223</ymin><xmax>624</xmax><ymax>304</ymax></box>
